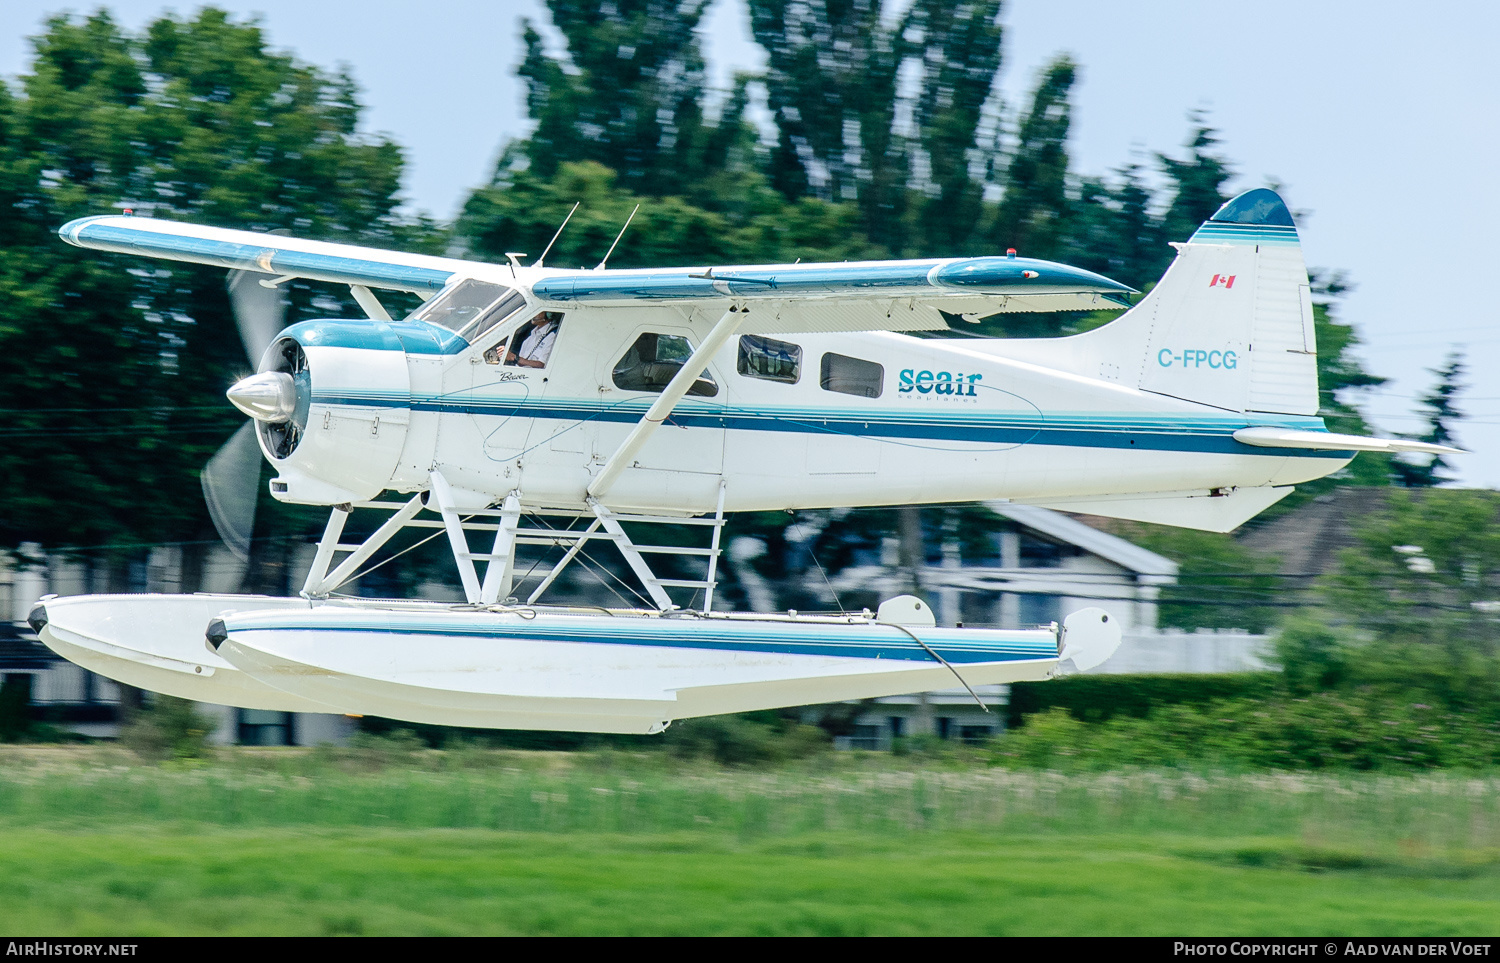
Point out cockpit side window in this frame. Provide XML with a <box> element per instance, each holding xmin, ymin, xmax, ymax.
<box><xmin>612</xmin><ymin>333</ymin><xmax>719</xmax><ymax>397</ymax></box>
<box><xmin>464</xmin><ymin>290</ymin><xmax>528</xmax><ymax>342</ymax></box>
<box><xmin>737</xmin><ymin>335</ymin><xmax>802</xmax><ymax>384</ymax></box>
<box><xmin>409</xmin><ymin>279</ymin><xmax>516</xmax><ymax>334</ymax></box>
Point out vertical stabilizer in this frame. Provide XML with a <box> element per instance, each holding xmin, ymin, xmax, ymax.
<box><xmin>988</xmin><ymin>189</ymin><xmax>1319</xmax><ymax>416</ymax></box>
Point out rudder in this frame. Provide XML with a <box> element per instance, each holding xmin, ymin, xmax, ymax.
<box><xmin>1135</xmin><ymin>188</ymin><xmax>1316</xmax><ymax>415</ymax></box>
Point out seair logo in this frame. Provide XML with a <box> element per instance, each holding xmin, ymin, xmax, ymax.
<box><xmin>898</xmin><ymin>370</ymin><xmax>981</xmax><ymax>396</ymax></box>
<box><xmin>1158</xmin><ymin>348</ymin><xmax>1238</xmax><ymax>370</ymax></box>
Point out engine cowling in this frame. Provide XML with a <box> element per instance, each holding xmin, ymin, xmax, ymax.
<box><xmin>252</xmin><ymin>320</ymin><xmax>415</xmax><ymax>505</ymax></box>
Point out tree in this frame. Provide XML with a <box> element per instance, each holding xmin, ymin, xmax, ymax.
<box><xmin>0</xmin><ymin>9</ymin><xmax>429</xmax><ymax>556</ymax></box>
<box><xmin>903</xmin><ymin>0</ymin><xmax>1004</xmax><ymax>254</ymax></box>
<box><xmin>747</xmin><ymin>0</ymin><xmax>906</xmax><ymax>226</ymax></box>
<box><xmin>1157</xmin><ymin>114</ymin><xmax>1234</xmax><ymax>244</ymax></box>
<box><xmin>990</xmin><ymin>55</ymin><xmax>1075</xmax><ymax>259</ymax></box>
<box><xmin>1391</xmin><ymin>351</ymin><xmax>1465</xmax><ymax>488</ymax></box>
<box><xmin>1063</xmin><ymin>162</ymin><xmax>1167</xmax><ymax>291</ymax></box>
<box><xmin>1323</xmin><ymin>489</ymin><xmax>1500</xmax><ymax>711</ymax></box>
<box><xmin>519</xmin><ymin>0</ymin><xmax>729</xmax><ymax>196</ymax></box>
<box><xmin>458</xmin><ymin>160</ymin><xmax>882</xmax><ymax>271</ymax></box>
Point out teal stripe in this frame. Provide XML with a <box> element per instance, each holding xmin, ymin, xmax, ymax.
<box><xmin>223</xmin><ymin>615</ymin><xmax>1057</xmax><ymax>664</ymax></box>
<box><xmin>309</xmin><ymin>389</ymin><xmax>1341</xmax><ymax>457</ymax></box>
<box><xmin>1189</xmin><ymin>223</ymin><xmax>1301</xmax><ymax>246</ymax></box>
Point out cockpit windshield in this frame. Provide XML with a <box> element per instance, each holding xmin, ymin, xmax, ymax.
<box><xmin>410</xmin><ymin>279</ymin><xmax>524</xmax><ymax>338</ymax></box>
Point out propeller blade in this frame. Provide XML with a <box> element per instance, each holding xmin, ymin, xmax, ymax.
<box><xmin>201</xmin><ymin>421</ymin><xmax>261</xmax><ymax>561</ymax></box>
<box><xmin>227</xmin><ymin>269</ymin><xmax>288</xmax><ymax>366</ymax></box>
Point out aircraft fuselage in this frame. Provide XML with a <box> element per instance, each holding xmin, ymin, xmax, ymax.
<box><xmin>266</xmin><ymin>307</ymin><xmax>1348</xmax><ymax>517</ymax></box>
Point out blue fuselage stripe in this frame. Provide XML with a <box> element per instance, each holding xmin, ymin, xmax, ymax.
<box><xmin>226</xmin><ymin>620</ymin><xmax>1057</xmax><ymax>663</ymax></box>
<box><xmin>311</xmin><ymin>391</ymin><xmax>1348</xmax><ymax>458</ymax></box>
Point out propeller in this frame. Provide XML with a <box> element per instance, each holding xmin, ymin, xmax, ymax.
<box><xmin>201</xmin><ymin>269</ymin><xmax>288</xmax><ymax>560</ymax></box>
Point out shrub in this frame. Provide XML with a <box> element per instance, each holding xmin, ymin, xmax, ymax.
<box><xmin>664</xmin><ymin>712</ymin><xmax>829</xmax><ymax>765</ymax></box>
<box><xmin>1273</xmin><ymin>615</ymin><xmax>1352</xmax><ymax>695</ymax></box>
<box><xmin>119</xmin><ymin>696</ymin><xmax>215</xmax><ymax>760</ymax></box>
<box><xmin>1005</xmin><ymin>673</ymin><xmax>1278</xmax><ymax>728</ymax></box>
<box><xmin>991</xmin><ymin>692</ymin><xmax>1500</xmax><ymax>772</ymax></box>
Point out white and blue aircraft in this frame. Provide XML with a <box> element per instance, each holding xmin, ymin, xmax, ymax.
<box><xmin>28</xmin><ymin>189</ymin><xmax>1456</xmax><ymax>733</ymax></box>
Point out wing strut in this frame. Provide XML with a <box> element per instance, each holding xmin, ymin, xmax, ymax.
<box><xmin>588</xmin><ymin>306</ymin><xmax>742</xmax><ymax>500</ymax></box>
<box><xmin>350</xmin><ymin>284</ymin><xmax>392</xmax><ymax>321</ymax></box>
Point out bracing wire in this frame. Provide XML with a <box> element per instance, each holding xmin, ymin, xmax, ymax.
<box><xmin>807</xmin><ymin>547</ymin><xmax>847</xmax><ymax>615</ymax></box>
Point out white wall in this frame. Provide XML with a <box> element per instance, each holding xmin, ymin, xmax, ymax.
<box><xmin>1079</xmin><ymin>629</ymin><xmax>1273</xmax><ymax>675</ymax></box>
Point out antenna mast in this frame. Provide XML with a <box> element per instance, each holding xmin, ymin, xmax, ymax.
<box><xmin>594</xmin><ymin>204</ymin><xmax>640</xmax><ymax>271</ymax></box>
<box><xmin>534</xmin><ymin>201</ymin><xmax>579</xmax><ymax>268</ymax></box>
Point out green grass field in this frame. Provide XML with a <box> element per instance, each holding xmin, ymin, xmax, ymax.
<box><xmin>1</xmin><ymin>747</ymin><xmax>1497</xmax><ymax>935</ymax></box>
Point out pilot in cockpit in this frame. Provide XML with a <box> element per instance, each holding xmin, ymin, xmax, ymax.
<box><xmin>504</xmin><ymin>311</ymin><xmax>562</xmax><ymax>368</ymax></box>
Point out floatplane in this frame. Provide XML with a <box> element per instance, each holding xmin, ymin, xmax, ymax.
<box><xmin>28</xmin><ymin>189</ymin><xmax>1455</xmax><ymax>733</ymax></box>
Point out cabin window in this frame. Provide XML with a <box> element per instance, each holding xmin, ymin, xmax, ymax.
<box><xmin>409</xmin><ymin>279</ymin><xmax>516</xmax><ymax>334</ymax></box>
<box><xmin>737</xmin><ymin>335</ymin><xmax>802</xmax><ymax>384</ymax></box>
<box><xmin>612</xmin><ymin>333</ymin><xmax>719</xmax><ymax>397</ymax></box>
<box><xmin>820</xmin><ymin>353</ymin><xmax>883</xmax><ymax>398</ymax></box>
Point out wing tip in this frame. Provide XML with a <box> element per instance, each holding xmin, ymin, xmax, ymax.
<box><xmin>57</xmin><ymin>215</ymin><xmax>112</xmax><ymax>246</ymax></box>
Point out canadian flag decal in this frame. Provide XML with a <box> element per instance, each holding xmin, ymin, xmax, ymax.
<box><xmin>1209</xmin><ymin>274</ymin><xmax>1236</xmax><ymax>288</ymax></box>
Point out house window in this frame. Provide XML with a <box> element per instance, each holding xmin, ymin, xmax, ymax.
<box><xmin>1018</xmin><ymin>593</ymin><xmax>1061</xmax><ymax>627</ymax></box>
<box><xmin>959</xmin><ymin>725</ymin><xmax>994</xmax><ymax>745</ymax></box>
<box><xmin>737</xmin><ymin>335</ymin><xmax>802</xmax><ymax>383</ymax></box>
<box><xmin>237</xmin><ymin>709</ymin><xmax>296</xmax><ymax>746</ymax></box>
<box><xmin>1020</xmin><ymin>532</ymin><xmax>1073</xmax><ymax>568</ymax></box>
<box><xmin>613</xmin><ymin>333</ymin><xmax>719</xmax><ymax>397</ymax></box>
<box><xmin>820</xmin><ymin>353</ymin><xmax>883</xmax><ymax>398</ymax></box>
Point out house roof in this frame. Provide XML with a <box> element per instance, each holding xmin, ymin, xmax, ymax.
<box><xmin>1236</xmin><ymin>487</ymin><xmax>1408</xmax><ymax>577</ymax></box>
<box><xmin>986</xmin><ymin>502</ymin><xmax>1179</xmax><ymax>580</ymax></box>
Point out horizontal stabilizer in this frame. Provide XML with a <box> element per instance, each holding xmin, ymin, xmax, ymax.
<box><xmin>1233</xmin><ymin>427</ymin><xmax>1463</xmax><ymax>456</ymax></box>
<box><xmin>1019</xmin><ymin>486</ymin><xmax>1295</xmax><ymax>534</ymax></box>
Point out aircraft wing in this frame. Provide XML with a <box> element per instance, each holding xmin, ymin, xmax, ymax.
<box><xmin>60</xmin><ymin>214</ymin><xmax>1135</xmax><ymax>332</ymax></box>
<box><xmin>59</xmin><ymin>215</ymin><xmax>466</xmax><ymax>293</ymax></box>
<box><xmin>530</xmin><ymin>260</ymin><xmax>1134</xmax><ymax>335</ymax></box>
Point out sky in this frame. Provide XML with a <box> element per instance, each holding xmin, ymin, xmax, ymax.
<box><xmin>3</xmin><ymin>0</ymin><xmax>1499</xmax><ymax>485</ymax></box>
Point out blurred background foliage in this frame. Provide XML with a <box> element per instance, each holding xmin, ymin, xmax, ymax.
<box><xmin>0</xmin><ymin>2</ymin><xmax>1490</xmax><ymax>768</ymax></box>
<box><xmin>0</xmin><ymin>2</ymin><xmax>1414</xmax><ymax>564</ymax></box>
